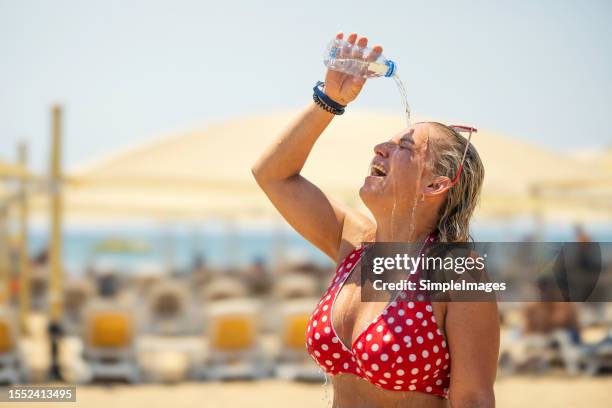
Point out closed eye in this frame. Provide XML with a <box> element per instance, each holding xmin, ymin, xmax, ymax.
<box><xmin>399</xmin><ymin>141</ymin><xmax>412</xmax><ymax>150</ymax></box>
<box><xmin>398</xmin><ymin>136</ymin><xmax>414</xmax><ymax>150</ymax></box>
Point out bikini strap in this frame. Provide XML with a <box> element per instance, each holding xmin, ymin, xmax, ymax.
<box><xmin>400</xmin><ymin>232</ymin><xmax>437</xmax><ymax>302</ymax></box>
<box><xmin>334</xmin><ymin>245</ymin><xmax>365</xmax><ymax>276</ymax></box>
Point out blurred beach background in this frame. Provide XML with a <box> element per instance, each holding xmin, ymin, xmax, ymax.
<box><xmin>0</xmin><ymin>0</ymin><xmax>611</xmax><ymax>407</ymax></box>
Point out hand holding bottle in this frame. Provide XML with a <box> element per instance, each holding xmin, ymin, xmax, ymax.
<box><xmin>322</xmin><ymin>32</ymin><xmax>383</xmax><ymax>106</ymax></box>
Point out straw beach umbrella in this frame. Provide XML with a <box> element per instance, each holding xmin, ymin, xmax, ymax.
<box><xmin>574</xmin><ymin>148</ymin><xmax>612</xmax><ymax>170</ymax></box>
<box><xmin>42</xmin><ymin>111</ymin><xmax>606</xmax><ymax>222</ymax></box>
<box><xmin>534</xmin><ymin>148</ymin><xmax>612</xmax><ymax>220</ymax></box>
<box><xmin>0</xmin><ymin>160</ymin><xmax>31</xmax><ymax>180</ymax></box>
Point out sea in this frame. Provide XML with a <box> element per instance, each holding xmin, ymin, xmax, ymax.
<box><xmin>25</xmin><ymin>219</ymin><xmax>612</xmax><ymax>277</ymax></box>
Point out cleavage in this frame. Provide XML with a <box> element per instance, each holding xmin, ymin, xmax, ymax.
<box><xmin>331</xmin><ymin>261</ymin><xmax>394</xmax><ymax>350</ymax></box>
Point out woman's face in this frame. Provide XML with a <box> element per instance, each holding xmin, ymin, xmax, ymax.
<box><xmin>359</xmin><ymin>123</ymin><xmax>435</xmax><ymax>215</ymax></box>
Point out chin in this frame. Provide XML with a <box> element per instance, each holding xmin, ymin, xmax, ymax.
<box><xmin>360</xmin><ymin>177</ymin><xmax>419</xmax><ymax>219</ymax></box>
<box><xmin>361</xmin><ymin>170</ymin><xmax>394</xmax><ymax>193</ymax></box>
<box><xmin>360</xmin><ymin>183</ymin><xmax>386</xmax><ymax>216</ymax></box>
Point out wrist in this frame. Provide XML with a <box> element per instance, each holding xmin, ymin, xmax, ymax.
<box><xmin>321</xmin><ymin>86</ymin><xmax>349</xmax><ymax>106</ymax></box>
<box><xmin>311</xmin><ymin>100</ymin><xmax>334</xmax><ymax>114</ymax></box>
<box><xmin>313</xmin><ymin>81</ymin><xmax>346</xmax><ymax>115</ymax></box>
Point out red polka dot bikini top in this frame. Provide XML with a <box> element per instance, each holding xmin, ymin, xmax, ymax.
<box><xmin>305</xmin><ymin>237</ymin><xmax>451</xmax><ymax>399</ymax></box>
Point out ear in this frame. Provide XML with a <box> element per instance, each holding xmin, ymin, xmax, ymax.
<box><xmin>423</xmin><ymin>176</ymin><xmax>452</xmax><ymax>197</ymax></box>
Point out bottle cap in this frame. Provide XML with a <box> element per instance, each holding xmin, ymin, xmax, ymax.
<box><xmin>384</xmin><ymin>60</ymin><xmax>396</xmax><ymax>77</ymax></box>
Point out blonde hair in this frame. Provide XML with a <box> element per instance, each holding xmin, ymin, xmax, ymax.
<box><xmin>427</xmin><ymin>122</ymin><xmax>485</xmax><ymax>242</ymax></box>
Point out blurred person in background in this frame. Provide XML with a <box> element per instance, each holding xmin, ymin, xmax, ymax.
<box><xmin>30</xmin><ymin>248</ymin><xmax>50</xmax><ymax>311</ymax></box>
<box><xmin>570</xmin><ymin>224</ymin><xmax>607</xmax><ymax>328</ymax></box>
<box><xmin>243</xmin><ymin>256</ymin><xmax>268</xmax><ymax>295</ymax></box>
<box><xmin>253</xmin><ymin>32</ymin><xmax>498</xmax><ymax>408</ymax></box>
<box><xmin>525</xmin><ymin>277</ymin><xmax>581</xmax><ymax>344</ymax></box>
<box><xmin>32</xmin><ymin>247</ymin><xmax>49</xmax><ymax>267</ymax></box>
<box><xmin>96</xmin><ymin>270</ymin><xmax>119</xmax><ymax>299</ymax></box>
<box><xmin>574</xmin><ymin>224</ymin><xmax>592</xmax><ymax>243</ymax></box>
<box><xmin>515</xmin><ymin>277</ymin><xmax>585</xmax><ymax>375</ymax></box>
<box><xmin>191</xmin><ymin>253</ymin><xmax>211</xmax><ymax>288</ymax></box>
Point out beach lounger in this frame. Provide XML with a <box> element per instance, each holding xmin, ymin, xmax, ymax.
<box><xmin>499</xmin><ymin>329</ymin><xmax>555</xmax><ymax>374</ymax></box>
<box><xmin>273</xmin><ymin>274</ymin><xmax>319</xmax><ymax>300</ymax></box>
<box><xmin>200</xmin><ymin>298</ymin><xmax>267</xmax><ymax>380</ymax></box>
<box><xmin>552</xmin><ymin>329</ymin><xmax>587</xmax><ymax>375</ymax></box>
<box><xmin>274</xmin><ymin>298</ymin><xmax>322</xmax><ymax>381</ymax></box>
<box><xmin>63</xmin><ymin>280</ymin><xmax>95</xmax><ymax>335</ymax></box>
<box><xmin>583</xmin><ymin>332</ymin><xmax>612</xmax><ymax>375</ymax></box>
<box><xmin>201</xmin><ymin>276</ymin><xmax>248</xmax><ymax>302</ymax></box>
<box><xmin>500</xmin><ymin>328</ymin><xmax>594</xmax><ymax>375</ymax></box>
<box><xmin>146</xmin><ymin>280</ymin><xmax>190</xmax><ymax>335</ymax></box>
<box><xmin>83</xmin><ymin>303</ymin><xmax>140</xmax><ymax>382</ymax></box>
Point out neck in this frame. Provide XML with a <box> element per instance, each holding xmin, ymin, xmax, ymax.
<box><xmin>374</xmin><ymin>203</ymin><xmax>438</xmax><ymax>243</ymax></box>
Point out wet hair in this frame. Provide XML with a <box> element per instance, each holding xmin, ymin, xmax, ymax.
<box><xmin>427</xmin><ymin>122</ymin><xmax>485</xmax><ymax>242</ymax></box>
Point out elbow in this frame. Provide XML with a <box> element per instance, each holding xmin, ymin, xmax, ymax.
<box><xmin>251</xmin><ymin>162</ymin><xmax>266</xmax><ymax>185</ymax></box>
<box><xmin>451</xmin><ymin>389</ymin><xmax>495</xmax><ymax>408</ymax></box>
<box><xmin>251</xmin><ymin>164</ymin><xmax>260</xmax><ymax>182</ymax></box>
<box><xmin>251</xmin><ymin>161</ymin><xmax>293</xmax><ymax>187</ymax></box>
<box><xmin>251</xmin><ymin>163</ymin><xmax>276</xmax><ymax>190</ymax></box>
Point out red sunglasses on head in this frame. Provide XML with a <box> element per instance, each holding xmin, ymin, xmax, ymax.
<box><xmin>447</xmin><ymin>125</ymin><xmax>477</xmax><ymax>187</ymax></box>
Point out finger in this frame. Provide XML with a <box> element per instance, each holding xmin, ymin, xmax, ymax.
<box><xmin>366</xmin><ymin>45</ymin><xmax>383</xmax><ymax>62</ymax></box>
<box><xmin>352</xmin><ymin>36</ymin><xmax>368</xmax><ymax>59</ymax></box>
<box><xmin>340</xmin><ymin>32</ymin><xmax>357</xmax><ymax>58</ymax></box>
<box><xmin>335</xmin><ymin>32</ymin><xmax>344</xmax><ymax>40</ymax></box>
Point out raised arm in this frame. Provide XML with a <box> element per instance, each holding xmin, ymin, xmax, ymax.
<box><xmin>252</xmin><ymin>32</ymin><xmax>379</xmax><ymax>260</ymax></box>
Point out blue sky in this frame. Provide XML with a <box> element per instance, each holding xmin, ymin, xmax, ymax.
<box><xmin>1</xmin><ymin>0</ymin><xmax>611</xmax><ymax>172</ymax></box>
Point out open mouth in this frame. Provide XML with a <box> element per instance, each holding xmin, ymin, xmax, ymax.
<box><xmin>370</xmin><ymin>163</ymin><xmax>387</xmax><ymax>177</ymax></box>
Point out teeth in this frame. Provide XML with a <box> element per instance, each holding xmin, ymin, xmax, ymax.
<box><xmin>370</xmin><ymin>164</ymin><xmax>387</xmax><ymax>176</ymax></box>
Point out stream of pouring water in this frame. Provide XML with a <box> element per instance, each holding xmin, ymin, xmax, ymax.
<box><xmin>391</xmin><ymin>71</ymin><xmax>419</xmax><ymax>241</ymax></box>
<box><xmin>319</xmin><ymin>66</ymin><xmax>417</xmax><ymax>407</ymax></box>
<box><xmin>321</xmin><ymin>371</ymin><xmax>332</xmax><ymax>407</ymax></box>
<box><xmin>388</xmin><ymin>72</ymin><xmax>412</xmax><ymax>241</ymax></box>
<box><xmin>392</xmin><ymin>74</ymin><xmax>411</xmax><ymax>128</ymax></box>
<box><xmin>389</xmin><ymin>166</ymin><xmax>421</xmax><ymax>242</ymax></box>
<box><xmin>387</xmin><ymin>74</ymin><xmax>415</xmax><ymax>242</ymax></box>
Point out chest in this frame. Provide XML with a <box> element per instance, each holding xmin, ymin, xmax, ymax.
<box><xmin>330</xmin><ymin>254</ymin><xmax>447</xmax><ymax>350</ymax></box>
<box><xmin>331</xmin><ymin>262</ymin><xmax>395</xmax><ymax>348</ymax></box>
<box><xmin>305</xmin><ymin>247</ymin><xmax>452</xmax><ymax>396</ymax></box>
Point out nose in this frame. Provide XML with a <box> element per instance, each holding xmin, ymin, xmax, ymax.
<box><xmin>374</xmin><ymin>141</ymin><xmax>392</xmax><ymax>158</ymax></box>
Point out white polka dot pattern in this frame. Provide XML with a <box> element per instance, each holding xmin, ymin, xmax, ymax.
<box><xmin>305</xmin><ymin>244</ymin><xmax>451</xmax><ymax>399</ymax></box>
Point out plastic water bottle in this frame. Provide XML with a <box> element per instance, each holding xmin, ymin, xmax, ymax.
<box><xmin>322</xmin><ymin>37</ymin><xmax>411</xmax><ymax>127</ymax></box>
<box><xmin>323</xmin><ymin>38</ymin><xmax>397</xmax><ymax>78</ymax></box>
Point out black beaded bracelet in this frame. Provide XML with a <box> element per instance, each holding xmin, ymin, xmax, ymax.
<box><xmin>313</xmin><ymin>81</ymin><xmax>345</xmax><ymax>115</ymax></box>
<box><xmin>313</xmin><ymin>93</ymin><xmax>344</xmax><ymax>115</ymax></box>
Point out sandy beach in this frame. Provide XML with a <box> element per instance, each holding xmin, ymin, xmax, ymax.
<box><xmin>3</xmin><ymin>377</ymin><xmax>610</xmax><ymax>408</ymax></box>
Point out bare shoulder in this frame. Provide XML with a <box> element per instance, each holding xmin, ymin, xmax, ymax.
<box><xmin>336</xmin><ymin>208</ymin><xmax>376</xmax><ymax>263</ymax></box>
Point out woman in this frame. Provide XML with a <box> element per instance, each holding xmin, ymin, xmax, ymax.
<box><xmin>252</xmin><ymin>32</ymin><xmax>499</xmax><ymax>408</ymax></box>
